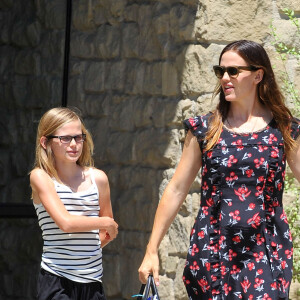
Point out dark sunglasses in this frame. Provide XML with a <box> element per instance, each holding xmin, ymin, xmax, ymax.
<box><xmin>46</xmin><ymin>134</ymin><xmax>86</xmax><ymax>144</ymax></box>
<box><xmin>213</xmin><ymin>65</ymin><xmax>259</xmax><ymax>79</ymax></box>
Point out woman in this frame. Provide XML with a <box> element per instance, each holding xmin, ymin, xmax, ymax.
<box><xmin>138</xmin><ymin>40</ymin><xmax>300</xmax><ymax>299</ymax></box>
<box><xmin>30</xmin><ymin>107</ymin><xmax>118</xmax><ymax>300</ymax></box>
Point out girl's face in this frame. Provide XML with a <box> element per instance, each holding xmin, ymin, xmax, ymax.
<box><xmin>219</xmin><ymin>50</ymin><xmax>260</xmax><ymax>104</ymax></box>
<box><xmin>49</xmin><ymin>119</ymin><xmax>84</xmax><ymax>165</ymax></box>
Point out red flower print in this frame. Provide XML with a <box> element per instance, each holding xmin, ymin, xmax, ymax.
<box><xmin>183</xmin><ymin>276</ymin><xmax>190</xmax><ymax>285</ymax></box>
<box><xmin>190</xmin><ymin>260</ymin><xmax>200</xmax><ymax>271</ymax></box>
<box><xmin>255</xmin><ymin>185</ymin><xmax>263</xmax><ymax>197</ymax></box>
<box><xmin>281</xmin><ymin>260</ymin><xmax>287</xmax><ymax>269</ymax></box>
<box><xmin>247</xmin><ymin>203</ymin><xmax>255</xmax><ymax>211</ymax></box>
<box><xmin>224</xmin><ymin>283</ymin><xmax>232</xmax><ymax>295</ymax></box>
<box><xmin>271</xmin><ymin>146</ymin><xmax>279</xmax><ymax>158</ymax></box>
<box><xmin>207</xmin><ymin>151</ymin><xmax>213</xmax><ymax>158</ymax></box>
<box><xmin>280</xmin><ymin>211</ymin><xmax>289</xmax><ymax>224</ymax></box>
<box><xmin>211</xmin><ymin>289</ymin><xmax>220</xmax><ymax>296</ymax></box>
<box><xmin>254</xmin><ymin>277</ymin><xmax>264</xmax><ymax>289</ymax></box>
<box><xmin>226</xmin><ymin>171</ymin><xmax>238</xmax><ymax>187</ymax></box>
<box><xmin>206</xmin><ymin>198</ymin><xmax>214</xmax><ymax>207</ymax></box>
<box><xmin>268</xmin><ymin>133</ymin><xmax>278</xmax><ymax>144</ymax></box>
<box><xmin>197</xmin><ymin>276</ymin><xmax>210</xmax><ymax>293</ymax></box>
<box><xmin>285</xmin><ymin>249</ymin><xmax>293</xmax><ymax>259</ymax></box>
<box><xmin>247</xmin><ymin>262</ymin><xmax>255</xmax><ymax>271</ymax></box>
<box><xmin>254</xmin><ymin>157</ymin><xmax>265</xmax><ymax>168</ymax></box>
<box><xmin>262</xmin><ymin>293</ymin><xmax>272</xmax><ymax>300</ymax></box>
<box><xmin>255</xmin><ymin>234</ymin><xmax>265</xmax><ymax>246</ymax></box>
<box><xmin>247</xmin><ymin>213</ymin><xmax>261</xmax><ymax>229</ymax></box>
<box><xmin>270</xmin><ymin>281</ymin><xmax>277</xmax><ymax>290</ymax></box>
<box><xmin>191</xmin><ymin>243</ymin><xmax>199</xmax><ymax>256</ymax></box>
<box><xmin>241</xmin><ymin>277</ymin><xmax>251</xmax><ymax>293</ymax></box>
<box><xmin>258</xmin><ymin>176</ymin><xmax>265</xmax><ymax>182</ymax></box>
<box><xmin>230</xmin><ymin>265</ymin><xmax>241</xmax><ymax>276</ymax></box>
<box><xmin>258</xmin><ymin>145</ymin><xmax>268</xmax><ymax>152</ymax></box>
<box><xmin>245</xmin><ymin>169</ymin><xmax>254</xmax><ymax>177</ymax></box>
<box><xmin>256</xmin><ymin>269</ymin><xmax>263</xmax><ymax>276</ymax></box>
<box><xmin>227</xmin><ymin>155</ymin><xmax>238</xmax><ymax>167</ymax></box>
<box><xmin>229</xmin><ymin>210</ymin><xmax>241</xmax><ymax>221</ymax></box>
<box><xmin>232</xmin><ymin>235</ymin><xmax>241</xmax><ymax>243</ymax></box>
<box><xmin>231</xmin><ymin>139</ymin><xmax>244</xmax><ymax>150</ymax></box>
<box><xmin>188</xmin><ymin>117</ymin><xmax>197</xmax><ymax>130</ymax></box>
<box><xmin>221</xmin><ymin>265</ymin><xmax>227</xmax><ymax>276</ymax></box>
<box><xmin>198</xmin><ymin>231</ymin><xmax>205</xmax><ymax>239</ymax></box>
<box><xmin>234</xmin><ymin>185</ymin><xmax>251</xmax><ymax>201</ymax></box>
<box><xmin>228</xmin><ymin>249</ymin><xmax>237</xmax><ymax>261</ymax></box>
<box><xmin>202</xmin><ymin>206</ymin><xmax>209</xmax><ymax>215</ymax></box>
<box><xmin>205</xmin><ymin>262</ymin><xmax>210</xmax><ymax>271</ymax></box>
<box><xmin>253</xmin><ymin>251</ymin><xmax>264</xmax><ymax>263</ymax></box>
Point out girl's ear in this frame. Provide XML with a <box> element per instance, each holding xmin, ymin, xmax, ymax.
<box><xmin>254</xmin><ymin>69</ymin><xmax>264</xmax><ymax>84</ymax></box>
<box><xmin>40</xmin><ymin>136</ymin><xmax>48</xmax><ymax>150</ymax></box>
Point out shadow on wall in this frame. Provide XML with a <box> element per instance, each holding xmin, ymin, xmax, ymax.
<box><xmin>0</xmin><ymin>1</ymin><xmax>65</xmax><ymax>300</ymax></box>
<box><xmin>0</xmin><ymin>0</ymin><xmax>203</xmax><ymax>299</ymax></box>
<box><xmin>66</xmin><ymin>1</ymin><xmax>201</xmax><ymax>299</ymax></box>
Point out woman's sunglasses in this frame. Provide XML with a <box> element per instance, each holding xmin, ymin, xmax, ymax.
<box><xmin>213</xmin><ymin>65</ymin><xmax>259</xmax><ymax>79</ymax></box>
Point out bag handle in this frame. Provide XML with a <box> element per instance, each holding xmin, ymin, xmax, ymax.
<box><xmin>137</xmin><ymin>275</ymin><xmax>160</xmax><ymax>300</ymax></box>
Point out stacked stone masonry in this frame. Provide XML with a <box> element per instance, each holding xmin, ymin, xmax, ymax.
<box><xmin>0</xmin><ymin>0</ymin><xmax>299</xmax><ymax>299</ymax></box>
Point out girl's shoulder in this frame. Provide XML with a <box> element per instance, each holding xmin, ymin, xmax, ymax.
<box><xmin>30</xmin><ymin>168</ymin><xmax>53</xmax><ymax>184</ymax></box>
<box><xmin>90</xmin><ymin>167</ymin><xmax>109</xmax><ymax>187</ymax></box>
<box><xmin>30</xmin><ymin>168</ymin><xmax>55</xmax><ymax>203</ymax></box>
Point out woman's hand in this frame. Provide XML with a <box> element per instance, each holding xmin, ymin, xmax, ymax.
<box><xmin>138</xmin><ymin>131</ymin><xmax>201</xmax><ymax>286</ymax></box>
<box><xmin>138</xmin><ymin>248</ymin><xmax>160</xmax><ymax>286</ymax></box>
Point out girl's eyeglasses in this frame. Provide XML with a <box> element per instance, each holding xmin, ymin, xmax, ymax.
<box><xmin>213</xmin><ymin>65</ymin><xmax>259</xmax><ymax>79</ymax></box>
<box><xmin>46</xmin><ymin>134</ymin><xmax>86</xmax><ymax>144</ymax></box>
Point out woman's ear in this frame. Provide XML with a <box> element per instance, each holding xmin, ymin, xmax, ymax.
<box><xmin>254</xmin><ymin>69</ymin><xmax>264</xmax><ymax>84</ymax></box>
<box><xmin>40</xmin><ymin>136</ymin><xmax>48</xmax><ymax>150</ymax></box>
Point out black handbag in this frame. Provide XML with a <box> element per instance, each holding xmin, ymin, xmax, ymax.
<box><xmin>136</xmin><ymin>275</ymin><xmax>160</xmax><ymax>300</ymax></box>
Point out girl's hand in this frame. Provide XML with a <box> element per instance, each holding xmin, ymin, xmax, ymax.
<box><xmin>138</xmin><ymin>249</ymin><xmax>160</xmax><ymax>286</ymax></box>
<box><xmin>101</xmin><ymin>216</ymin><xmax>118</xmax><ymax>240</ymax></box>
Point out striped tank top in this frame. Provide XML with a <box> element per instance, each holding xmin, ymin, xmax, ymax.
<box><xmin>34</xmin><ymin>168</ymin><xmax>103</xmax><ymax>283</ymax></box>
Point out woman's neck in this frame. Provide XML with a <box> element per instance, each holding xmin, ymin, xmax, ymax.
<box><xmin>225</xmin><ymin>101</ymin><xmax>272</xmax><ymax>134</ymax></box>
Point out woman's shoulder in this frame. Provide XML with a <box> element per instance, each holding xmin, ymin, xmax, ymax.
<box><xmin>183</xmin><ymin>112</ymin><xmax>212</xmax><ymax>135</ymax></box>
<box><xmin>290</xmin><ymin>117</ymin><xmax>300</xmax><ymax>140</ymax></box>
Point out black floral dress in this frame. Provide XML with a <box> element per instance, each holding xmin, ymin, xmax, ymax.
<box><xmin>182</xmin><ymin>113</ymin><xmax>300</xmax><ymax>300</ymax></box>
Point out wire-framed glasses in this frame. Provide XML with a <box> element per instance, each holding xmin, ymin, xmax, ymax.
<box><xmin>46</xmin><ymin>134</ymin><xmax>86</xmax><ymax>144</ymax></box>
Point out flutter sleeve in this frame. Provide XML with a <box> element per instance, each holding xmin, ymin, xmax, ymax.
<box><xmin>183</xmin><ymin>114</ymin><xmax>210</xmax><ymax>151</ymax></box>
<box><xmin>290</xmin><ymin>118</ymin><xmax>300</xmax><ymax>140</ymax></box>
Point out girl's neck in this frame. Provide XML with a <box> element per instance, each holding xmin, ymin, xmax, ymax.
<box><xmin>55</xmin><ymin>162</ymin><xmax>84</xmax><ymax>183</ymax></box>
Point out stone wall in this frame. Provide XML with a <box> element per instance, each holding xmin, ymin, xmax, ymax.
<box><xmin>0</xmin><ymin>0</ymin><xmax>65</xmax><ymax>299</ymax></box>
<box><xmin>0</xmin><ymin>0</ymin><xmax>299</xmax><ymax>299</ymax></box>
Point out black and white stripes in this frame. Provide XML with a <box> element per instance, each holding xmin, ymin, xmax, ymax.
<box><xmin>34</xmin><ymin>169</ymin><xmax>103</xmax><ymax>283</ymax></box>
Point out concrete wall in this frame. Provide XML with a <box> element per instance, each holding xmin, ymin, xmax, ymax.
<box><xmin>0</xmin><ymin>0</ymin><xmax>299</xmax><ymax>299</ymax></box>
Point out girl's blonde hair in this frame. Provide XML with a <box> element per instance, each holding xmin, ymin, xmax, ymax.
<box><xmin>206</xmin><ymin>40</ymin><xmax>296</xmax><ymax>153</ymax></box>
<box><xmin>32</xmin><ymin>107</ymin><xmax>94</xmax><ymax>180</ymax></box>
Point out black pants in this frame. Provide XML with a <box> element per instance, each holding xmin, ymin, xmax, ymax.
<box><xmin>37</xmin><ymin>269</ymin><xmax>107</xmax><ymax>300</ymax></box>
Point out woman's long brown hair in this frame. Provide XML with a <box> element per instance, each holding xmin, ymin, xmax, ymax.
<box><xmin>206</xmin><ymin>40</ymin><xmax>296</xmax><ymax>153</ymax></box>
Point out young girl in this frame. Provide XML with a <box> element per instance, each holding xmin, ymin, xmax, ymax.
<box><xmin>30</xmin><ymin>107</ymin><xmax>118</xmax><ymax>300</ymax></box>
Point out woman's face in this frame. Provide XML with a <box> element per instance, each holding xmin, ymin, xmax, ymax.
<box><xmin>219</xmin><ymin>50</ymin><xmax>260</xmax><ymax>104</ymax></box>
<box><xmin>49</xmin><ymin>119</ymin><xmax>84</xmax><ymax>165</ymax></box>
